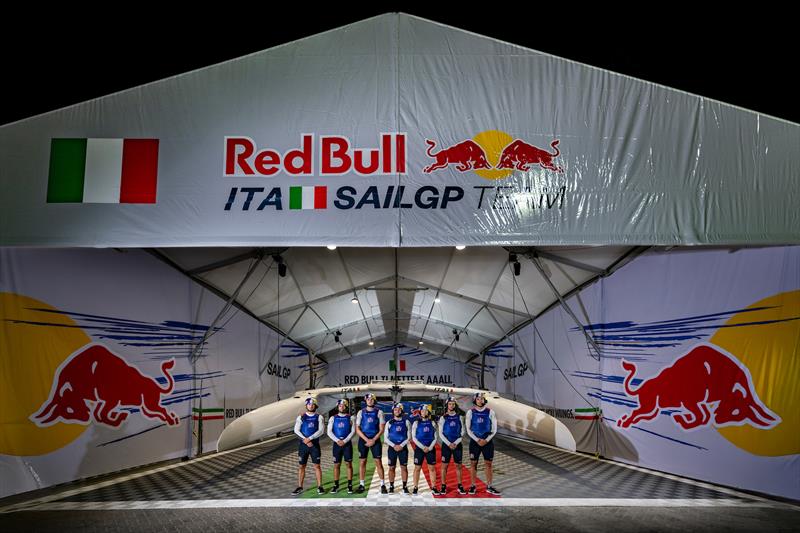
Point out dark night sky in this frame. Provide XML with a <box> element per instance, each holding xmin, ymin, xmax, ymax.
<box><xmin>2</xmin><ymin>8</ymin><xmax>797</xmax><ymax>125</ymax></box>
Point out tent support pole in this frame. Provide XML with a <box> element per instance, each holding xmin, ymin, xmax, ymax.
<box><xmin>523</xmin><ymin>253</ymin><xmax>603</xmax><ymax>359</ymax></box>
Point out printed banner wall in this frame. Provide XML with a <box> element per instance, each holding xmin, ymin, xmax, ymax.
<box><xmin>323</xmin><ymin>344</ymin><xmax>468</xmax><ymax>389</ymax></box>
<box><xmin>490</xmin><ymin>246</ymin><xmax>800</xmax><ymax>499</ymax></box>
<box><xmin>0</xmin><ymin>249</ymin><xmax>311</xmax><ymax>498</ymax></box>
<box><xmin>1</xmin><ymin>14</ymin><xmax>798</xmax><ymax>247</ymax></box>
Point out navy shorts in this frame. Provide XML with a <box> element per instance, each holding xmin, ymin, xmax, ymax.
<box><xmin>332</xmin><ymin>441</ymin><xmax>353</xmax><ymax>464</ymax></box>
<box><xmin>387</xmin><ymin>446</ymin><xmax>409</xmax><ymax>466</ymax></box>
<box><xmin>413</xmin><ymin>445</ymin><xmax>437</xmax><ymax>466</ymax></box>
<box><xmin>441</xmin><ymin>443</ymin><xmax>463</xmax><ymax>464</ymax></box>
<box><xmin>469</xmin><ymin>439</ymin><xmax>494</xmax><ymax>462</ymax></box>
<box><xmin>298</xmin><ymin>439</ymin><xmax>321</xmax><ymax>465</ymax></box>
<box><xmin>358</xmin><ymin>436</ymin><xmax>382</xmax><ymax>459</ymax></box>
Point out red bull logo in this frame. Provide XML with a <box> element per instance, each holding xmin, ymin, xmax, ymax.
<box><xmin>617</xmin><ymin>343</ymin><xmax>780</xmax><ymax>431</ymax></box>
<box><xmin>423</xmin><ymin>133</ymin><xmax>563</xmax><ymax>176</ymax></box>
<box><xmin>31</xmin><ymin>343</ymin><xmax>180</xmax><ymax>428</ymax></box>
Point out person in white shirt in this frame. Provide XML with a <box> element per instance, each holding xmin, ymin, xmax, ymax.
<box><xmin>355</xmin><ymin>393</ymin><xmax>387</xmax><ymax>493</ymax></box>
<box><xmin>438</xmin><ymin>396</ymin><xmax>467</xmax><ymax>495</ymax></box>
<box><xmin>291</xmin><ymin>397</ymin><xmax>326</xmax><ymax>496</ymax></box>
<box><xmin>466</xmin><ymin>391</ymin><xmax>500</xmax><ymax>495</ymax></box>
<box><xmin>383</xmin><ymin>402</ymin><xmax>412</xmax><ymax>494</ymax></box>
<box><xmin>326</xmin><ymin>398</ymin><xmax>356</xmax><ymax>494</ymax></box>
<box><xmin>411</xmin><ymin>404</ymin><xmax>441</xmax><ymax>495</ymax></box>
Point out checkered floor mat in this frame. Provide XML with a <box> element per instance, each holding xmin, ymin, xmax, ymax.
<box><xmin>59</xmin><ymin>437</ymin><xmax>754</xmax><ymax>502</ymax></box>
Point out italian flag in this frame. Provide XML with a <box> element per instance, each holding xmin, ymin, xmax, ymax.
<box><xmin>192</xmin><ymin>407</ymin><xmax>224</xmax><ymax>421</ymax></box>
<box><xmin>289</xmin><ymin>186</ymin><xmax>327</xmax><ymax>210</ymax></box>
<box><xmin>575</xmin><ymin>407</ymin><xmax>601</xmax><ymax>420</ymax></box>
<box><xmin>389</xmin><ymin>359</ymin><xmax>406</xmax><ymax>372</ymax></box>
<box><xmin>47</xmin><ymin>138</ymin><xmax>159</xmax><ymax>203</ymax></box>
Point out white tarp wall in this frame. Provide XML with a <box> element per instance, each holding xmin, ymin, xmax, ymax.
<box><xmin>491</xmin><ymin>246</ymin><xmax>800</xmax><ymax>499</ymax></box>
<box><xmin>1</xmin><ymin>14</ymin><xmax>798</xmax><ymax>248</ymax></box>
<box><xmin>0</xmin><ymin>249</ymin><xmax>308</xmax><ymax>498</ymax></box>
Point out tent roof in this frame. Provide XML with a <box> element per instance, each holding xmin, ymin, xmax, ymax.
<box><xmin>158</xmin><ymin>245</ymin><xmax>638</xmax><ymax>363</ymax></box>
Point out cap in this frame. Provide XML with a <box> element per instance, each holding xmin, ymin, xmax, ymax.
<box><xmin>364</xmin><ymin>393</ymin><xmax>376</xmax><ymax>401</ymax></box>
<box><xmin>392</xmin><ymin>402</ymin><xmax>404</xmax><ymax>412</ymax></box>
<box><xmin>420</xmin><ymin>404</ymin><xmax>432</xmax><ymax>414</ymax></box>
<box><xmin>473</xmin><ymin>392</ymin><xmax>487</xmax><ymax>405</ymax></box>
<box><xmin>305</xmin><ymin>397</ymin><xmax>318</xmax><ymax>407</ymax></box>
<box><xmin>337</xmin><ymin>398</ymin><xmax>349</xmax><ymax>408</ymax></box>
<box><xmin>446</xmin><ymin>396</ymin><xmax>458</xmax><ymax>404</ymax></box>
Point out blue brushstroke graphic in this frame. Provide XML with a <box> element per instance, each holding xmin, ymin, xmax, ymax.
<box><xmin>574</xmin><ymin>305</ymin><xmax>799</xmax><ymax>352</ymax></box>
<box><xmin>602</xmin><ymin>417</ymin><xmax>707</xmax><ymax>451</ymax></box>
<box><xmin>97</xmin><ymin>413</ymin><xmax>198</xmax><ymax>447</ymax></box>
<box><xmin>6</xmin><ymin>307</ymin><xmax>222</xmax><ymax>357</ymax></box>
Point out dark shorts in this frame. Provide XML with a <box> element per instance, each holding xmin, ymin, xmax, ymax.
<box><xmin>358</xmin><ymin>436</ymin><xmax>382</xmax><ymax>459</ymax></box>
<box><xmin>387</xmin><ymin>446</ymin><xmax>409</xmax><ymax>466</ymax></box>
<box><xmin>469</xmin><ymin>439</ymin><xmax>494</xmax><ymax>462</ymax></box>
<box><xmin>441</xmin><ymin>443</ymin><xmax>463</xmax><ymax>464</ymax></box>
<box><xmin>298</xmin><ymin>439</ymin><xmax>321</xmax><ymax>465</ymax></box>
<box><xmin>332</xmin><ymin>441</ymin><xmax>353</xmax><ymax>464</ymax></box>
<box><xmin>413</xmin><ymin>445</ymin><xmax>437</xmax><ymax>466</ymax></box>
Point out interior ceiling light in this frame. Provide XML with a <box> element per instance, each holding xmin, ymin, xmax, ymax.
<box><xmin>351</xmin><ymin>296</ymin><xmax>359</xmax><ymax>304</ymax></box>
<box><xmin>369</xmin><ymin>340</ymin><xmax>374</xmax><ymax>346</ymax></box>
<box><xmin>327</xmin><ymin>245</ymin><xmax>337</xmax><ymax>250</ymax></box>
<box><xmin>513</xmin><ymin>261</ymin><xmax>521</xmax><ymax>277</ymax></box>
<box><xmin>334</xmin><ymin>330</ymin><xmax>342</xmax><ymax>343</ymax></box>
<box><xmin>419</xmin><ymin>340</ymin><xmax>424</xmax><ymax>345</ymax></box>
<box><xmin>453</xmin><ymin>329</ymin><xmax>460</xmax><ymax>342</ymax></box>
<box><xmin>434</xmin><ymin>297</ymin><xmax>441</xmax><ymax>303</ymax></box>
<box><xmin>455</xmin><ymin>245</ymin><xmax>466</xmax><ymax>251</ymax></box>
<box><xmin>278</xmin><ymin>262</ymin><xmax>287</xmax><ymax>278</ymax></box>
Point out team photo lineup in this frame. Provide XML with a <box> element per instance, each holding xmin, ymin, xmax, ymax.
<box><xmin>292</xmin><ymin>392</ymin><xmax>501</xmax><ymax>496</ymax></box>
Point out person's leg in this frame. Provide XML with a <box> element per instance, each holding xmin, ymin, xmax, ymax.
<box><xmin>314</xmin><ymin>463</ymin><xmax>323</xmax><ymax>486</ymax></box>
<box><xmin>373</xmin><ymin>442</ymin><xmax>385</xmax><ymax>481</ymax></box>
<box><xmin>333</xmin><ymin>463</ymin><xmax>340</xmax><ymax>484</ymax></box>
<box><xmin>298</xmin><ymin>464</ymin><xmax>306</xmax><ymax>488</ymax></box>
<box><xmin>485</xmin><ymin>460</ymin><xmax>493</xmax><ymax>486</ymax></box>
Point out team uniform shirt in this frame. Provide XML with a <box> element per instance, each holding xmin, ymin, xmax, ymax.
<box><xmin>384</xmin><ymin>416</ymin><xmax>411</xmax><ymax>466</ymax></box>
<box><xmin>439</xmin><ymin>412</ymin><xmax>465</xmax><ymax>464</ymax></box>
<box><xmin>356</xmin><ymin>408</ymin><xmax>385</xmax><ymax>459</ymax></box>
<box><xmin>466</xmin><ymin>406</ymin><xmax>497</xmax><ymax>462</ymax></box>
<box><xmin>411</xmin><ymin>418</ymin><xmax>438</xmax><ymax>465</ymax></box>
<box><xmin>327</xmin><ymin>413</ymin><xmax>356</xmax><ymax>443</ymax></box>
<box><xmin>356</xmin><ymin>408</ymin><xmax>384</xmax><ymax>438</ymax></box>
<box><xmin>294</xmin><ymin>412</ymin><xmax>325</xmax><ymax>465</ymax></box>
<box><xmin>327</xmin><ymin>413</ymin><xmax>355</xmax><ymax>464</ymax></box>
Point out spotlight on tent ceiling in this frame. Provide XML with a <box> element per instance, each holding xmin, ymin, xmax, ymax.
<box><xmin>434</xmin><ymin>297</ymin><xmax>441</xmax><ymax>303</ymax></box>
<box><xmin>334</xmin><ymin>330</ymin><xmax>342</xmax><ymax>343</ymax></box>
<box><xmin>509</xmin><ymin>253</ymin><xmax>521</xmax><ymax>277</ymax></box>
<box><xmin>369</xmin><ymin>340</ymin><xmax>374</xmax><ymax>346</ymax></box>
<box><xmin>351</xmin><ymin>296</ymin><xmax>359</xmax><ymax>304</ymax></box>
<box><xmin>455</xmin><ymin>245</ymin><xmax>466</xmax><ymax>251</ymax></box>
<box><xmin>327</xmin><ymin>245</ymin><xmax>337</xmax><ymax>251</ymax></box>
<box><xmin>272</xmin><ymin>254</ymin><xmax>287</xmax><ymax>277</ymax></box>
<box><xmin>453</xmin><ymin>329</ymin><xmax>460</xmax><ymax>342</ymax></box>
<box><xmin>419</xmin><ymin>340</ymin><xmax>424</xmax><ymax>345</ymax></box>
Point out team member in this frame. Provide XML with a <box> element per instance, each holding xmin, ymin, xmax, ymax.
<box><xmin>292</xmin><ymin>397</ymin><xmax>326</xmax><ymax>496</ymax></box>
<box><xmin>466</xmin><ymin>392</ymin><xmax>500</xmax><ymax>495</ymax></box>
<box><xmin>411</xmin><ymin>404</ymin><xmax>441</xmax><ymax>495</ymax></box>
<box><xmin>355</xmin><ymin>393</ymin><xmax>387</xmax><ymax>493</ymax></box>
<box><xmin>438</xmin><ymin>396</ymin><xmax>467</xmax><ymax>495</ymax></box>
<box><xmin>383</xmin><ymin>402</ymin><xmax>412</xmax><ymax>494</ymax></box>
<box><xmin>327</xmin><ymin>398</ymin><xmax>356</xmax><ymax>494</ymax></box>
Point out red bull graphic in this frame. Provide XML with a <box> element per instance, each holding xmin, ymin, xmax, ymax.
<box><xmin>423</xmin><ymin>134</ymin><xmax>563</xmax><ymax>175</ymax></box>
<box><xmin>31</xmin><ymin>343</ymin><xmax>180</xmax><ymax>428</ymax></box>
<box><xmin>496</xmin><ymin>139</ymin><xmax>563</xmax><ymax>173</ymax></box>
<box><xmin>617</xmin><ymin>343</ymin><xmax>781</xmax><ymax>431</ymax></box>
<box><xmin>423</xmin><ymin>139</ymin><xmax>491</xmax><ymax>173</ymax></box>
